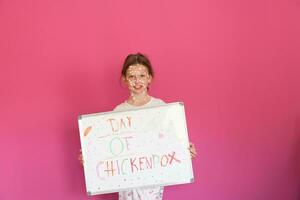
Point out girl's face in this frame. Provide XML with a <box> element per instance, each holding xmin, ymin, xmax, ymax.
<box><xmin>123</xmin><ymin>64</ymin><xmax>152</xmax><ymax>95</ymax></box>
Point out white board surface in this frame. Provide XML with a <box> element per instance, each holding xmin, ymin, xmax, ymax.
<box><xmin>78</xmin><ymin>102</ymin><xmax>194</xmax><ymax>195</ymax></box>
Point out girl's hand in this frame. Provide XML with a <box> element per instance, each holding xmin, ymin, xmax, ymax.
<box><xmin>188</xmin><ymin>142</ymin><xmax>197</xmax><ymax>159</ymax></box>
<box><xmin>78</xmin><ymin>149</ymin><xmax>84</xmax><ymax>165</ymax></box>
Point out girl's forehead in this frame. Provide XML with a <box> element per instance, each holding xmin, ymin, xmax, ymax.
<box><xmin>126</xmin><ymin>64</ymin><xmax>148</xmax><ymax>73</ymax></box>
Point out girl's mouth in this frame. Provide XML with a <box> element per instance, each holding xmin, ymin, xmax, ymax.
<box><xmin>134</xmin><ymin>85</ymin><xmax>143</xmax><ymax>90</ymax></box>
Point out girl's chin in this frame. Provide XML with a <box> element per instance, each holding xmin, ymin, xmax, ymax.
<box><xmin>130</xmin><ymin>88</ymin><xmax>147</xmax><ymax>94</ymax></box>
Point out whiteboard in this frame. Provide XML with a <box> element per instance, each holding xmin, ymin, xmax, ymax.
<box><xmin>78</xmin><ymin>102</ymin><xmax>194</xmax><ymax>195</ymax></box>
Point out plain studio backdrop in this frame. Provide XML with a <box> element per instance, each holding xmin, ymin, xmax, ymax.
<box><xmin>0</xmin><ymin>0</ymin><xmax>299</xmax><ymax>200</ymax></box>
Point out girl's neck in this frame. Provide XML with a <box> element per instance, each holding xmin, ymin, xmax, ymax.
<box><xmin>127</xmin><ymin>93</ymin><xmax>151</xmax><ymax>106</ymax></box>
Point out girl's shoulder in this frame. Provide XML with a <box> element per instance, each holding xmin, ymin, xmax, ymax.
<box><xmin>113</xmin><ymin>101</ymin><xmax>128</xmax><ymax>111</ymax></box>
<box><xmin>150</xmin><ymin>96</ymin><xmax>166</xmax><ymax>105</ymax></box>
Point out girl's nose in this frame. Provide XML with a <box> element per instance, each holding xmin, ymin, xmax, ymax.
<box><xmin>135</xmin><ymin>77</ymin><xmax>142</xmax><ymax>83</ymax></box>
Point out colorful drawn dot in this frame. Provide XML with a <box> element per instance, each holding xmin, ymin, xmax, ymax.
<box><xmin>84</xmin><ymin>126</ymin><xmax>92</xmax><ymax>137</ymax></box>
<box><xmin>159</xmin><ymin>133</ymin><xmax>164</xmax><ymax>138</ymax></box>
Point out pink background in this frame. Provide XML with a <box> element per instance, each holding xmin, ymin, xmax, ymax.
<box><xmin>1</xmin><ymin>0</ymin><xmax>300</xmax><ymax>199</ymax></box>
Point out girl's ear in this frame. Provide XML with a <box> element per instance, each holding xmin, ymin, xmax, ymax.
<box><xmin>122</xmin><ymin>75</ymin><xmax>127</xmax><ymax>85</ymax></box>
<box><xmin>148</xmin><ymin>74</ymin><xmax>153</xmax><ymax>84</ymax></box>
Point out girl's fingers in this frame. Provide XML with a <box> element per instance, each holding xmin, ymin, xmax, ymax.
<box><xmin>78</xmin><ymin>150</ymin><xmax>84</xmax><ymax>165</ymax></box>
<box><xmin>188</xmin><ymin>142</ymin><xmax>197</xmax><ymax>159</ymax></box>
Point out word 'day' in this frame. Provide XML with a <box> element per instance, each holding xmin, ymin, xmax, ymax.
<box><xmin>107</xmin><ymin>116</ymin><xmax>132</xmax><ymax>133</ymax></box>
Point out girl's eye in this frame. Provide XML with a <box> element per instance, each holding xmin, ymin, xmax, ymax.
<box><xmin>140</xmin><ymin>74</ymin><xmax>145</xmax><ymax>77</ymax></box>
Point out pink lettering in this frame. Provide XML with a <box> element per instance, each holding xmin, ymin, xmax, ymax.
<box><xmin>130</xmin><ymin>157</ymin><xmax>138</xmax><ymax>173</ymax></box>
<box><xmin>168</xmin><ymin>151</ymin><xmax>181</xmax><ymax>164</ymax></box>
<box><xmin>139</xmin><ymin>157</ymin><xmax>146</xmax><ymax>170</ymax></box>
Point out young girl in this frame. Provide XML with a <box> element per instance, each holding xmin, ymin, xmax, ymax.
<box><xmin>114</xmin><ymin>53</ymin><xmax>196</xmax><ymax>200</ymax></box>
<box><xmin>80</xmin><ymin>53</ymin><xmax>197</xmax><ymax>200</ymax></box>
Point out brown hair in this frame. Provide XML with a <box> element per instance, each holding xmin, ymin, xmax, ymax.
<box><xmin>121</xmin><ymin>53</ymin><xmax>154</xmax><ymax>77</ymax></box>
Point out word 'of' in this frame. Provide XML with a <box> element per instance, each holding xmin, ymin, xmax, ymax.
<box><xmin>96</xmin><ymin>151</ymin><xmax>181</xmax><ymax>178</ymax></box>
<box><xmin>109</xmin><ymin>136</ymin><xmax>133</xmax><ymax>156</ymax></box>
